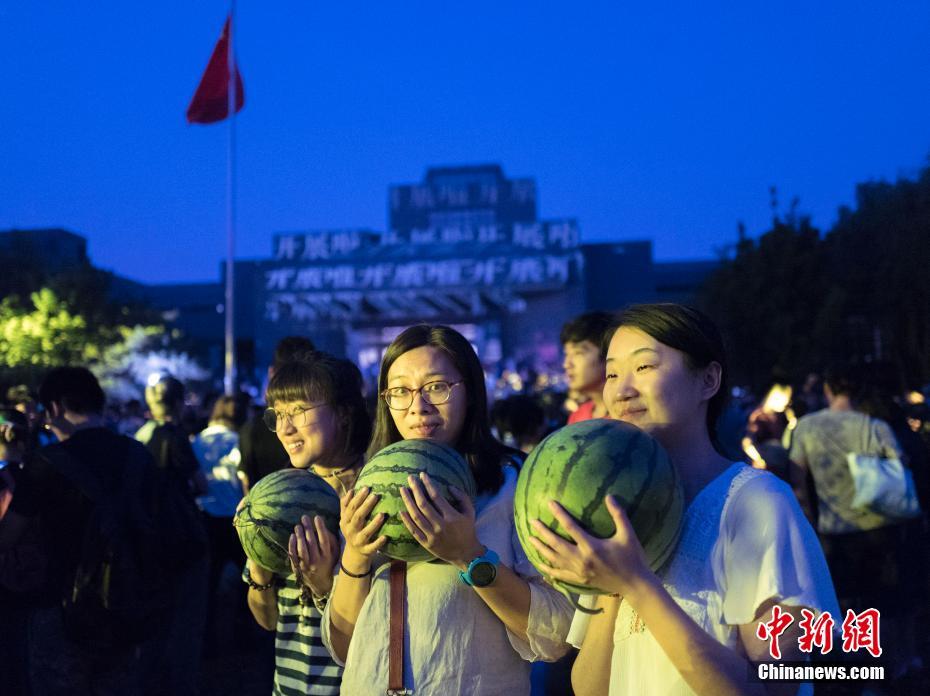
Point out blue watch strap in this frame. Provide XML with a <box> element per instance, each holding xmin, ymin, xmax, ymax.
<box><xmin>459</xmin><ymin>548</ymin><xmax>500</xmax><ymax>586</ymax></box>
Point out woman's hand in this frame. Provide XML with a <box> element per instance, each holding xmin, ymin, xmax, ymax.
<box><xmin>339</xmin><ymin>486</ymin><xmax>388</xmax><ymax>574</ymax></box>
<box><xmin>529</xmin><ymin>496</ymin><xmax>654</xmax><ymax>598</ymax></box>
<box><xmin>288</xmin><ymin>514</ymin><xmax>340</xmax><ymax>596</ymax></box>
<box><xmin>399</xmin><ymin>472</ymin><xmax>484</xmax><ymax>569</ymax></box>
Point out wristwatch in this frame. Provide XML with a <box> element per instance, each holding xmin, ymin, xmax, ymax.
<box><xmin>459</xmin><ymin>548</ymin><xmax>500</xmax><ymax>588</ymax></box>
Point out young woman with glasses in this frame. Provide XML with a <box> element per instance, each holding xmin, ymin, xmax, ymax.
<box><xmin>245</xmin><ymin>351</ymin><xmax>371</xmax><ymax>696</ymax></box>
<box><xmin>529</xmin><ymin>304</ymin><xmax>838</xmax><ymax>696</ymax></box>
<box><xmin>322</xmin><ymin>324</ymin><xmax>573</xmax><ymax>695</ymax></box>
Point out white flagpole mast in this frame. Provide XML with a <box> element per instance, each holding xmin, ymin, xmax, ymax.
<box><xmin>223</xmin><ymin>0</ymin><xmax>237</xmax><ymax>396</ymax></box>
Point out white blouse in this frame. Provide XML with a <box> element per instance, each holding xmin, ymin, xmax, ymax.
<box><xmin>569</xmin><ymin>463</ymin><xmax>839</xmax><ymax>696</ymax></box>
<box><xmin>322</xmin><ymin>464</ymin><xmax>573</xmax><ymax>695</ymax></box>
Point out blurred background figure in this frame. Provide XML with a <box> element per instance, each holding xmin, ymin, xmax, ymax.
<box><xmin>560</xmin><ymin>311</ymin><xmax>614</xmax><ymax>424</ymax></box>
<box><xmin>117</xmin><ymin>398</ymin><xmax>147</xmax><ymax>437</ymax></box>
<box><xmin>192</xmin><ymin>394</ymin><xmax>250</xmax><ymax>657</ymax></box>
<box><xmin>6</xmin><ymin>384</ymin><xmax>55</xmax><ymax>449</ymax></box>
<box><xmin>0</xmin><ymin>406</ymin><xmax>43</xmax><ymax>696</ymax></box>
<box><xmin>137</xmin><ymin>375</ymin><xmax>209</xmax><ymax>696</ymax></box>
<box><xmin>491</xmin><ymin>394</ymin><xmax>547</xmax><ymax>454</ymax></box>
<box><xmin>741</xmin><ymin>383</ymin><xmax>793</xmax><ymax>482</ymax></box>
<box><xmin>789</xmin><ymin>363</ymin><xmax>923</xmax><ymax>683</ymax></box>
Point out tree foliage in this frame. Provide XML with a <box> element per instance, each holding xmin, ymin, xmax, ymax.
<box><xmin>0</xmin><ymin>289</ymin><xmax>100</xmax><ymax>368</ymax></box>
<box><xmin>0</xmin><ymin>289</ymin><xmax>206</xmax><ymax>401</ymax></box>
<box><xmin>0</xmin><ymin>238</ymin><xmax>157</xmax><ymax>330</ymax></box>
<box><xmin>700</xmin><ymin>163</ymin><xmax>930</xmax><ymax>391</ymax></box>
<box><xmin>93</xmin><ymin>325</ymin><xmax>210</xmax><ymax>402</ymax></box>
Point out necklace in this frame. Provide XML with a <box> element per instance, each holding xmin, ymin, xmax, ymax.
<box><xmin>312</xmin><ymin>461</ymin><xmax>362</xmax><ymax>496</ymax></box>
<box><xmin>313</xmin><ymin>463</ymin><xmax>352</xmax><ymax>479</ymax></box>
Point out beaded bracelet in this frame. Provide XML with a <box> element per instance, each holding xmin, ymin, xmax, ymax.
<box><xmin>297</xmin><ymin>584</ymin><xmax>331</xmax><ymax>612</ymax></box>
<box><xmin>244</xmin><ymin>566</ymin><xmax>278</xmax><ymax>591</ymax></box>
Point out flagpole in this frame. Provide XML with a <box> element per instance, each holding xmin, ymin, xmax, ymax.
<box><xmin>224</xmin><ymin>1</ymin><xmax>237</xmax><ymax>396</ymax></box>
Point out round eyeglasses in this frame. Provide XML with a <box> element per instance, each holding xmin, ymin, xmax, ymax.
<box><xmin>262</xmin><ymin>404</ymin><xmax>323</xmax><ymax>432</ymax></box>
<box><xmin>381</xmin><ymin>380</ymin><xmax>463</xmax><ymax>411</ymax></box>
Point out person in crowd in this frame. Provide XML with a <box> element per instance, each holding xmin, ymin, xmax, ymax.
<box><xmin>0</xmin><ymin>407</ymin><xmax>43</xmax><ymax>696</ymax></box>
<box><xmin>0</xmin><ymin>407</ymin><xmax>30</xmax><ymax>531</ymax></box>
<box><xmin>856</xmin><ymin>361</ymin><xmax>930</xmax><ymax>517</ymax></box>
<box><xmin>245</xmin><ymin>351</ymin><xmax>371</xmax><ymax>695</ymax></box>
<box><xmin>323</xmin><ymin>324</ymin><xmax>573</xmax><ymax>695</ymax></box>
<box><xmin>238</xmin><ymin>336</ymin><xmax>317</xmax><ymax>493</ymax></box>
<box><xmin>788</xmin><ymin>366</ymin><xmax>913</xmax><ymax>604</ymax></box>
<box><xmin>491</xmin><ymin>394</ymin><xmax>547</xmax><ymax>454</ymax></box>
<box><xmin>838</xmin><ymin>362</ymin><xmax>927</xmax><ymax>680</ymax></box>
<box><xmin>117</xmin><ymin>398</ymin><xmax>147</xmax><ymax>437</ymax></box>
<box><xmin>2</xmin><ymin>368</ymin><xmax>157</xmax><ymax>695</ymax></box>
<box><xmin>742</xmin><ymin>403</ymin><xmax>791</xmax><ymax>482</ymax></box>
<box><xmin>136</xmin><ymin>376</ymin><xmax>208</xmax><ymax>495</ymax></box>
<box><xmin>192</xmin><ymin>393</ymin><xmax>249</xmax><ymax>654</ymax></box>
<box><xmin>530</xmin><ymin>303</ymin><xmax>837</xmax><ymax>695</ymax></box>
<box><xmin>6</xmin><ymin>383</ymin><xmax>55</xmax><ymax>448</ymax></box>
<box><xmin>0</xmin><ymin>409</ymin><xmax>24</xmax><ymax>522</ymax></box>
<box><xmin>136</xmin><ymin>375</ymin><xmax>209</xmax><ymax>696</ymax></box>
<box><xmin>796</xmin><ymin>372</ymin><xmax>828</xmax><ymax>417</ymax></box>
<box><xmin>561</xmin><ymin>311</ymin><xmax>614</xmax><ymax>423</ymax></box>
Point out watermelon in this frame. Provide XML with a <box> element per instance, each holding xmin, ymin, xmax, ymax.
<box><xmin>234</xmin><ymin>468</ymin><xmax>341</xmax><ymax>575</ymax></box>
<box><xmin>514</xmin><ymin>418</ymin><xmax>683</xmax><ymax>597</ymax></box>
<box><xmin>355</xmin><ymin>439</ymin><xmax>477</xmax><ymax>562</ymax></box>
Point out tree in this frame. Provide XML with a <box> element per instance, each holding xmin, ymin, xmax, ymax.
<box><xmin>700</xmin><ymin>161</ymin><xmax>930</xmax><ymax>391</ymax></box>
<box><xmin>699</xmin><ymin>217</ymin><xmax>830</xmax><ymax>391</ymax></box>
<box><xmin>0</xmin><ymin>289</ymin><xmax>99</xmax><ymax>368</ymax></box>
<box><xmin>93</xmin><ymin>325</ymin><xmax>210</xmax><ymax>402</ymax></box>
<box><xmin>826</xmin><ymin>168</ymin><xmax>930</xmax><ymax>386</ymax></box>
<box><xmin>0</xmin><ymin>289</ymin><xmax>207</xmax><ymax>401</ymax></box>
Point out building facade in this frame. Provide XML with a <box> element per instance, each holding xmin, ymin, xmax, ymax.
<box><xmin>3</xmin><ymin>165</ymin><xmax>718</xmax><ymax>392</ymax></box>
<box><xmin>224</xmin><ymin>165</ymin><xmax>681</xmax><ymax>389</ymax></box>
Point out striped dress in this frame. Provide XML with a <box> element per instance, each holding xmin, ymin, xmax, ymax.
<box><xmin>245</xmin><ymin>570</ymin><xmax>343</xmax><ymax>695</ymax></box>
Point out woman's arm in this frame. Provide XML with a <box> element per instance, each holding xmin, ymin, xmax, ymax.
<box><xmin>245</xmin><ymin>561</ymin><xmax>278</xmax><ymax>631</ymax></box>
<box><xmin>460</xmin><ymin>558</ymin><xmax>531</xmax><ymax>638</ymax></box>
<box><xmin>532</xmin><ymin>496</ymin><xmax>804</xmax><ymax>696</ymax></box>
<box><xmin>327</xmin><ymin>487</ymin><xmax>387</xmax><ymax>663</ymax></box>
<box><xmin>625</xmin><ymin>574</ymin><xmax>806</xmax><ymax>696</ymax></box>
<box><xmin>571</xmin><ymin>595</ymin><xmax>618</xmax><ymax>696</ymax></box>
<box><xmin>400</xmin><ymin>473</ymin><xmax>536</xmax><ymax>642</ymax></box>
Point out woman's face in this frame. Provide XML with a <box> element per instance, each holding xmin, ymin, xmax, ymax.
<box><xmin>603</xmin><ymin>327</ymin><xmax>716</xmax><ymax>446</ymax></box>
<box><xmin>272</xmin><ymin>399</ymin><xmax>341</xmax><ymax>470</ymax></box>
<box><xmin>386</xmin><ymin>345</ymin><xmax>467</xmax><ymax>447</ymax></box>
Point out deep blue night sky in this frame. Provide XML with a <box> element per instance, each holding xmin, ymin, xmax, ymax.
<box><xmin>2</xmin><ymin>1</ymin><xmax>929</xmax><ymax>283</ymax></box>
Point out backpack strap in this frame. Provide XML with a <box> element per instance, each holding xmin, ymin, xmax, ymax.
<box><xmin>43</xmin><ymin>438</ymin><xmax>145</xmax><ymax>515</ymax></box>
<box><xmin>42</xmin><ymin>445</ymin><xmax>107</xmax><ymax>506</ymax></box>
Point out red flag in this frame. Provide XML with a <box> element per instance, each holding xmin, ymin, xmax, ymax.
<box><xmin>186</xmin><ymin>16</ymin><xmax>245</xmax><ymax>124</ymax></box>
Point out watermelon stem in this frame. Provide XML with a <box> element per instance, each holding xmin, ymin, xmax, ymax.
<box><xmin>567</xmin><ymin>592</ymin><xmax>604</xmax><ymax>615</ymax></box>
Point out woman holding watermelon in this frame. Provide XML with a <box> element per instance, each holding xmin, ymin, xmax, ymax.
<box><xmin>244</xmin><ymin>351</ymin><xmax>371</xmax><ymax>696</ymax></box>
<box><xmin>530</xmin><ymin>303</ymin><xmax>839</xmax><ymax>696</ymax></box>
<box><xmin>322</xmin><ymin>325</ymin><xmax>573</xmax><ymax>695</ymax></box>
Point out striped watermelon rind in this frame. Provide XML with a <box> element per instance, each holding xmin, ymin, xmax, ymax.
<box><xmin>355</xmin><ymin>439</ymin><xmax>477</xmax><ymax>562</ymax></box>
<box><xmin>514</xmin><ymin>418</ymin><xmax>684</xmax><ymax>598</ymax></box>
<box><xmin>234</xmin><ymin>468</ymin><xmax>341</xmax><ymax>576</ymax></box>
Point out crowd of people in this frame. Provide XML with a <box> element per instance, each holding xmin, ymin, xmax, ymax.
<box><xmin>1</xmin><ymin>303</ymin><xmax>929</xmax><ymax>696</ymax></box>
